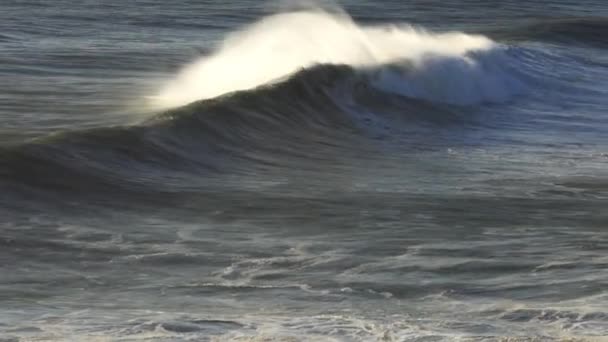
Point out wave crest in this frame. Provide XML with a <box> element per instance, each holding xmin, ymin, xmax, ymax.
<box><xmin>151</xmin><ymin>10</ymin><xmax>501</xmax><ymax>108</ymax></box>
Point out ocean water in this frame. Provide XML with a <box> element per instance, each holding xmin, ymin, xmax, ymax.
<box><xmin>1</xmin><ymin>0</ymin><xmax>608</xmax><ymax>341</ymax></box>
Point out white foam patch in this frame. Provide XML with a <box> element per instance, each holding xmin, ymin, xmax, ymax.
<box><xmin>151</xmin><ymin>10</ymin><xmax>502</xmax><ymax>108</ymax></box>
<box><xmin>367</xmin><ymin>48</ymin><xmax>528</xmax><ymax>105</ymax></box>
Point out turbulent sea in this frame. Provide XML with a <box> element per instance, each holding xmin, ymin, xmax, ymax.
<box><xmin>2</xmin><ymin>1</ymin><xmax>608</xmax><ymax>341</ymax></box>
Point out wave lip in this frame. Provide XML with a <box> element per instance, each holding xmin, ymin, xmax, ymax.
<box><xmin>152</xmin><ymin>10</ymin><xmax>498</xmax><ymax>109</ymax></box>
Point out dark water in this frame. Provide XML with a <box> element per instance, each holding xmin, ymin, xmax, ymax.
<box><xmin>1</xmin><ymin>1</ymin><xmax>608</xmax><ymax>340</ymax></box>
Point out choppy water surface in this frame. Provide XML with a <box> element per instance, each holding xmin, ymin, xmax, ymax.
<box><xmin>1</xmin><ymin>0</ymin><xmax>608</xmax><ymax>340</ymax></box>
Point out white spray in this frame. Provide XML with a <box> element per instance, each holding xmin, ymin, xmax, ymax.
<box><xmin>152</xmin><ymin>10</ymin><xmax>524</xmax><ymax>108</ymax></box>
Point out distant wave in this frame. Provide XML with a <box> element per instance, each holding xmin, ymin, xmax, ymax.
<box><xmin>491</xmin><ymin>17</ymin><xmax>608</xmax><ymax>48</ymax></box>
<box><xmin>0</xmin><ymin>33</ymin><xmax>17</xmax><ymax>42</ymax></box>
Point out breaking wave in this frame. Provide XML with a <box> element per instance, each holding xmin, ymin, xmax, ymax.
<box><xmin>152</xmin><ymin>10</ymin><xmax>527</xmax><ymax>108</ymax></box>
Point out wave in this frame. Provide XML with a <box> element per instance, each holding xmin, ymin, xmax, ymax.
<box><xmin>0</xmin><ymin>41</ymin><xmax>552</xmax><ymax>198</ymax></box>
<box><xmin>1</xmin><ymin>11</ymin><xmax>568</xmax><ymax>198</ymax></box>
<box><xmin>151</xmin><ymin>10</ymin><xmax>525</xmax><ymax>108</ymax></box>
<box><xmin>0</xmin><ymin>33</ymin><xmax>17</xmax><ymax>42</ymax></box>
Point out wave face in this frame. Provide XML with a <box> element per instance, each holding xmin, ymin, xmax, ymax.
<box><xmin>152</xmin><ymin>11</ymin><xmax>525</xmax><ymax>108</ymax></box>
<box><xmin>1</xmin><ymin>10</ymin><xmax>598</xmax><ymax>199</ymax></box>
<box><xmin>2</xmin><ymin>10</ymin><xmax>604</xmax><ymax>199</ymax></box>
<box><xmin>0</xmin><ymin>45</ymin><xmax>549</xmax><ymax>197</ymax></box>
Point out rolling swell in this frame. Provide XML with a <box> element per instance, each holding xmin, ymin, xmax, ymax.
<box><xmin>0</xmin><ymin>65</ymin><xmax>394</xmax><ymax>196</ymax></box>
<box><xmin>0</xmin><ymin>11</ymin><xmax>544</xmax><ymax>201</ymax></box>
<box><xmin>0</xmin><ymin>44</ymin><xmax>541</xmax><ymax>201</ymax></box>
<box><xmin>0</xmin><ymin>65</ymin><xmax>358</xmax><ymax>199</ymax></box>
